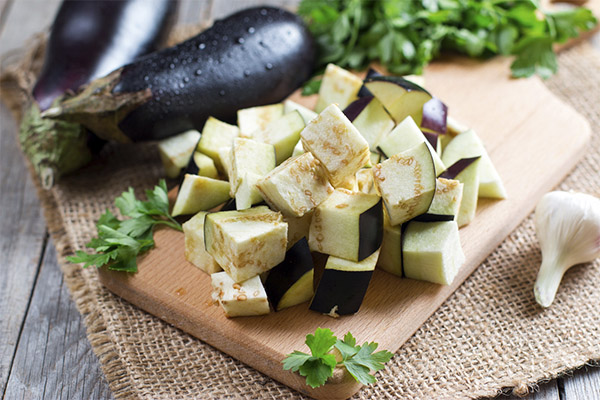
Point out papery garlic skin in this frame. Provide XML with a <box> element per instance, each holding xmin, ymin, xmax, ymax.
<box><xmin>534</xmin><ymin>191</ymin><xmax>600</xmax><ymax>307</ymax></box>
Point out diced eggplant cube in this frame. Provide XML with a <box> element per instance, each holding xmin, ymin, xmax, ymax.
<box><xmin>377</xmin><ymin>116</ymin><xmax>445</xmax><ymax>176</ymax></box>
<box><xmin>235</xmin><ymin>172</ymin><xmax>264</xmax><ymax>210</ymax></box>
<box><xmin>301</xmin><ymin>104</ymin><xmax>370</xmax><ymax>187</ymax></box>
<box><xmin>237</xmin><ymin>103</ymin><xmax>284</xmax><ymax>137</ymax></box>
<box><xmin>282</xmin><ymin>210</ymin><xmax>313</xmax><ymax>250</ymax></box>
<box><xmin>230</xmin><ymin>138</ymin><xmax>276</xmax><ymax>197</ymax></box>
<box><xmin>309</xmin><ymin>249</ymin><xmax>380</xmax><ymax>316</ymax></box>
<box><xmin>442</xmin><ymin>129</ymin><xmax>506</xmax><ymax>199</ymax></box>
<box><xmin>211</xmin><ymin>272</ymin><xmax>270</xmax><ymax>317</ymax></box>
<box><xmin>292</xmin><ymin>139</ymin><xmax>305</xmax><ymax>157</ymax></box>
<box><xmin>197</xmin><ymin>117</ymin><xmax>240</xmax><ymax>170</ymax></box>
<box><xmin>183</xmin><ymin>212</ymin><xmax>221</xmax><ymax>274</ymax></box>
<box><xmin>172</xmin><ymin>174</ymin><xmax>231</xmax><ymax>216</ymax></box>
<box><xmin>204</xmin><ymin>207</ymin><xmax>288</xmax><ymax>282</ymax></box>
<box><xmin>441</xmin><ymin>157</ymin><xmax>481</xmax><ymax>228</ymax></box>
<box><xmin>308</xmin><ymin>188</ymin><xmax>382</xmax><ymax>262</ymax></box>
<box><xmin>354</xmin><ymin>168</ymin><xmax>376</xmax><ymax>195</ymax></box>
<box><xmin>251</xmin><ymin>110</ymin><xmax>305</xmax><ymax>164</ymax></box>
<box><xmin>158</xmin><ymin>129</ymin><xmax>201</xmax><ymax>178</ymax></box>
<box><xmin>377</xmin><ymin>209</ymin><xmax>402</xmax><ymax>277</ymax></box>
<box><xmin>217</xmin><ymin>146</ymin><xmax>233</xmax><ymax>179</ymax></box>
<box><xmin>403</xmin><ymin>221</ymin><xmax>465</xmax><ymax>285</ymax></box>
<box><xmin>429</xmin><ymin>178</ymin><xmax>463</xmax><ymax>220</ymax></box>
<box><xmin>346</xmin><ymin>97</ymin><xmax>395</xmax><ymax>150</ymax></box>
<box><xmin>315</xmin><ymin>63</ymin><xmax>363</xmax><ymax>113</ymax></box>
<box><xmin>257</xmin><ymin>152</ymin><xmax>333</xmax><ymax>217</ymax></box>
<box><xmin>264</xmin><ymin>238</ymin><xmax>314</xmax><ymax>311</ymax></box>
<box><xmin>364</xmin><ymin>75</ymin><xmax>432</xmax><ymax>125</ymax></box>
<box><xmin>284</xmin><ymin>99</ymin><xmax>318</xmax><ymax>124</ymax></box>
<box><xmin>183</xmin><ymin>151</ymin><xmax>219</xmax><ymax>180</ymax></box>
<box><xmin>373</xmin><ymin>142</ymin><xmax>437</xmax><ymax>226</ymax></box>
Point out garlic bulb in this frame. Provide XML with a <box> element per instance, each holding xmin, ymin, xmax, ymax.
<box><xmin>534</xmin><ymin>191</ymin><xmax>600</xmax><ymax>307</ymax></box>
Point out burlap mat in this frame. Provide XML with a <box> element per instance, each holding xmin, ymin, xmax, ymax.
<box><xmin>2</xmin><ymin>32</ymin><xmax>599</xmax><ymax>399</ymax></box>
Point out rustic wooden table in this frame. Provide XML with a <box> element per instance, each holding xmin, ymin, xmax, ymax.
<box><xmin>1</xmin><ymin>1</ymin><xmax>599</xmax><ymax>399</ymax></box>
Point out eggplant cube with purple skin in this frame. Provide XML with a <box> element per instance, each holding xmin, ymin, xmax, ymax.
<box><xmin>264</xmin><ymin>238</ymin><xmax>315</xmax><ymax>311</ymax></box>
<box><xmin>364</xmin><ymin>75</ymin><xmax>432</xmax><ymax>125</ymax></box>
<box><xmin>204</xmin><ymin>206</ymin><xmax>288</xmax><ymax>282</ymax></box>
<box><xmin>300</xmin><ymin>104</ymin><xmax>370</xmax><ymax>187</ymax></box>
<box><xmin>211</xmin><ymin>272</ymin><xmax>270</xmax><ymax>317</ymax></box>
<box><xmin>256</xmin><ymin>152</ymin><xmax>334</xmax><ymax>217</ymax></box>
<box><xmin>373</xmin><ymin>142</ymin><xmax>437</xmax><ymax>226</ymax></box>
<box><xmin>308</xmin><ymin>188</ymin><xmax>383</xmax><ymax>262</ymax></box>
<box><xmin>377</xmin><ymin>209</ymin><xmax>402</xmax><ymax>277</ymax></box>
<box><xmin>441</xmin><ymin>157</ymin><xmax>481</xmax><ymax>228</ymax></box>
<box><xmin>343</xmin><ymin>96</ymin><xmax>395</xmax><ymax>150</ymax></box>
<box><xmin>377</xmin><ymin>116</ymin><xmax>446</xmax><ymax>176</ymax></box>
<box><xmin>183</xmin><ymin>211</ymin><xmax>222</xmax><ymax>275</ymax></box>
<box><xmin>309</xmin><ymin>248</ymin><xmax>380</xmax><ymax>316</ymax></box>
<box><xmin>403</xmin><ymin>220</ymin><xmax>465</xmax><ymax>285</ymax></box>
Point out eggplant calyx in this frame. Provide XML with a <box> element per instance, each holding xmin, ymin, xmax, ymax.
<box><xmin>41</xmin><ymin>68</ymin><xmax>151</xmax><ymax>144</ymax></box>
<box><xmin>19</xmin><ymin>100</ymin><xmax>92</xmax><ymax>189</ymax></box>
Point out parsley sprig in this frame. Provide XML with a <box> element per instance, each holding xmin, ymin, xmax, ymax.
<box><xmin>297</xmin><ymin>0</ymin><xmax>597</xmax><ymax>90</ymax></box>
<box><xmin>283</xmin><ymin>328</ymin><xmax>393</xmax><ymax>388</ymax></box>
<box><xmin>67</xmin><ymin>180</ymin><xmax>181</xmax><ymax>272</ymax></box>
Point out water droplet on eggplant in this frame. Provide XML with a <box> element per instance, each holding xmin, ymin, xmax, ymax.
<box><xmin>265</xmin><ymin>63</ymin><xmax>273</xmax><ymax>70</ymax></box>
<box><xmin>248</xmin><ymin>27</ymin><xmax>255</xmax><ymax>34</ymax></box>
<box><xmin>260</xmin><ymin>9</ymin><xmax>267</xmax><ymax>16</ymax></box>
<box><xmin>219</xmin><ymin>90</ymin><xmax>226</xmax><ymax>96</ymax></box>
<box><xmin>198</xmin><ymin>43</ymin><xmax>206</xmax><ymax>50</ymax></box>
<box><xmin>237</xmin><ymin>37</ymin><xmax>245</xmax><ymax>44</ymax></box>
<box><xmin>195</xmin><ymin>69</ymin><xmax>203</xmax><ymax>76</ymax></box>
<box><xmin>244</xmin><ymin>70</ymin><xmax>251</xmax><ymax>77</ymax></box>
<box><xmin>183</xmin><ymin>77</ymin><xmax>190</xmax><ymax>83</ymax></box>
<box><xmin>169</xmin><ymin>63</ymin><xmax>175</xmax><ymax>70</ymax></box>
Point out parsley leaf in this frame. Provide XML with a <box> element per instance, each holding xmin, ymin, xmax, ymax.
<box><xmin>66</xmin><ymin>180</ymin><xmax>181</xmax><ymax>273</ymax></box>
<box><xmin>282</xmin><ymin>328</ymin><xmax>393</xmax><ymax>388</ymax></box>
<box><xmin>297</xmin><ymin>0</ymin><xmax>597</xmax><ymax>81</ymax></box>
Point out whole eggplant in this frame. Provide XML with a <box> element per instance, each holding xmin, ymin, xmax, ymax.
<box><xmin>20</xmin><ymin>0</ymin><xmax>178</xmax><ymax>188</ymax></box>
<box><xmin>33</xmin><ymin>0</ymin><xmax>178</xmax><ymax>111</ymax></box>
<box><xmin>47</xmin><ymin>7</ymin><xmax>316</xmax><ymax>143</ymax></box>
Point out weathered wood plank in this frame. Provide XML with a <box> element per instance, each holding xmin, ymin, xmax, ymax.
<box><xmin>210</xmin><ymin>0</ymin><xmax>300</xmax><ymax>20</ymax></box>
<box><xmin>0</xmin><ymin>104</ymin><xmax>47</xmax><ymax>394</ymax></box>
<box><xmin>0</xmin><ymin>0</ymin><xmax>14</xmax><ymax>36</ymax></box>
<box><xmin>0</xmin><ymin>0</ymin><xmax>62</xmax><ymax>56</ymax></box>
<box><xmin>561</xmin><ymin>366</ymin><xmax>600</xmax><ymax>400</ymax></box>
<box><xmin>3</xmin><ymin>238</ymin><xmax>113</xmax><ymax>400</ymax></box>
<box><xmin>503</xmin><ymin>381</ymin><xmax>560</xmax><ymax>400</ymax></box>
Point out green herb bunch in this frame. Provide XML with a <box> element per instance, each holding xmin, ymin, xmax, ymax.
<box><xmin>298</xmin><ymin>0</ymin><xmax>597</xmax><ymax>86</ymax></box>
<box><xmin>67</xmin><ymin>180</ymin><xmax>181</xmax><ymax>272</ymax></box>
<box><xmin>283</xmin><ymin>328</ymin><xmax>393</xmax><ymax>388</ymax></box>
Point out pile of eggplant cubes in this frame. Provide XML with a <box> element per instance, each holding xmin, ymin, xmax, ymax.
<box><xmin>159</xmin><ymin>64</ymin><xmax>506</xmax><ymax>318</ymax></box>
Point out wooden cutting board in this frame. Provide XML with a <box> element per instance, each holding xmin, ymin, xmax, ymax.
<box><xmin>98</xmin><ymin>56</ymin><xmax>591</xmax><ymax>399</ymax></box>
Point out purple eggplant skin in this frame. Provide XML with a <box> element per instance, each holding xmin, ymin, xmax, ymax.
<box><xmin>114</xmin><ymin>7</ymin><xmax>316</xmax><ymax>142</ymax></box>
<box><xmin>33</xmin><ymin>0</ymin><xmax>179</xmax><ymax>111</ymax></box>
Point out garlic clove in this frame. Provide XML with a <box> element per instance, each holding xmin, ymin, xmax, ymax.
<box><xmin>533</xmin><ymin>191</ymin><xmax>600</xmax><ymax>308</ymax></box>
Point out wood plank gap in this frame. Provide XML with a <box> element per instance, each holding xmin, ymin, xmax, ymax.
<box><xmin>0</xmin><ymin>232</ymin><xmax>48</xmax><ymax>400</ymax></box>
<box><xmin>557</xmin><ymin>377</ymin><xmax>566</xmax><ymax>400</ymax></box>
<box><xmin>0</xmin><ymin>0</ymin><xmax>14</xmax><ymax>38</ymax></box>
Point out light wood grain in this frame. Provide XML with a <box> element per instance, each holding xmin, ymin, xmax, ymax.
<box><xmin>98</xmin><ymin>55</ymin><xmax>591</xmax><ymax>399</ymax></box>
<box><xmin>3</xmin><ymin>239</ymin><xmax>114</xmax><ymax>400</ymax></box>
<box><xmin>0</xmin><ymin>104</ymin><xmax>47</xmax><ymax>395</ymax></box>
<box><xmin>562</xmin><ymin>366</ymin><xmax>600</xmax><ymax>400</ymax></box>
